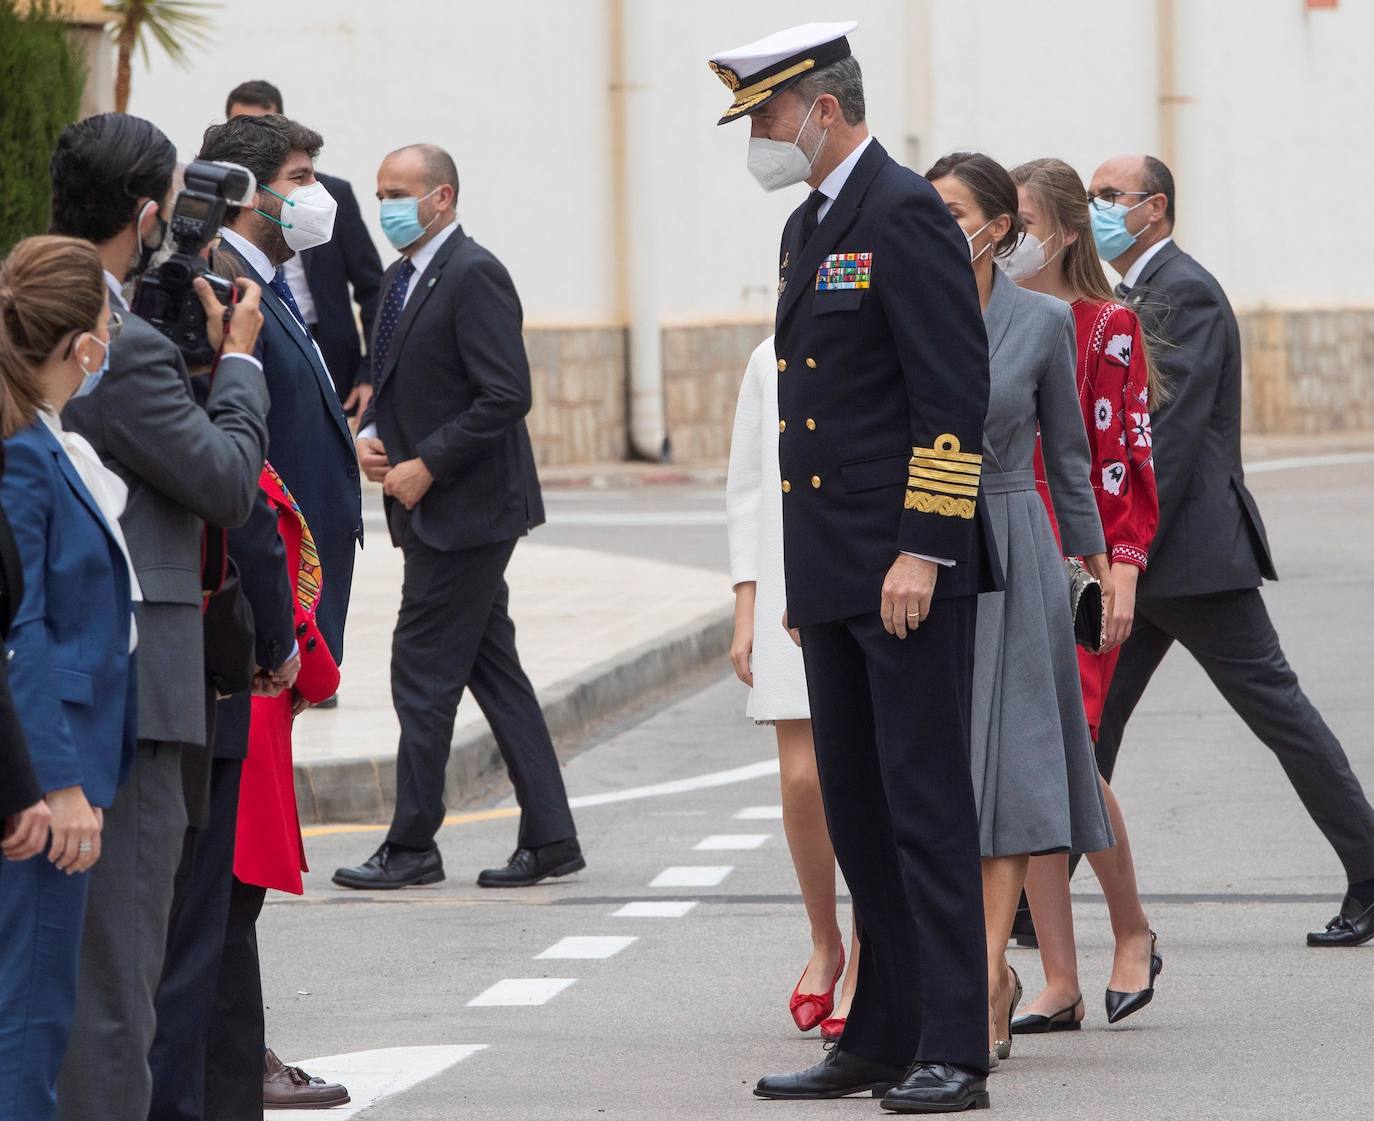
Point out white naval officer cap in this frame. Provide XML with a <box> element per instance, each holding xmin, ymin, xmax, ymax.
<box><xmin>708</xmin><ymin>21</ymin><xmax>859</xmax><ymax>126</ymax></box>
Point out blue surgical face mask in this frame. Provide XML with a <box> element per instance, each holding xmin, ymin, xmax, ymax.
<box><xmin>379</xmin><ymin>187</ymin><xmax>441</xmax><ymax>250</ymax></box>
<box><xmin>1091</xmin><ymin>198</ymin><xmax>1151</xmax><ymax>261</ymax></box>
<box><xmin>72</xmin><ymin>333</ymin><xmax>109</xmax><ymax>398</ymax></box>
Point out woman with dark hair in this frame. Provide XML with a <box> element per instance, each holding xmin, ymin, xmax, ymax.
<box><xmin>925</xmin><ymin>152</ymin><xmax>1114</xmax><ymax>1065</ymax></box>
<box><xmin>1006</xmin><ymin>157</ymin><xmax>1164</xmax><ymax>1032</ymax></box>
<box><xmin>0</xmin><ymin>235</ymin><xmax>138</xmax><ymax>1121</ymax></box>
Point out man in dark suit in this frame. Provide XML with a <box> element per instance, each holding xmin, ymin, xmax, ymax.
<box><xmin>1088</xmin><ymin>154</ymin><xmax>1374</xmax><ymax>948</ymax></box>
<box><xmin>49</xmin><ymin>113</ymin><xmax>274</xmax><ymax>1121</ymax></box>
<box><xmin>196</xmin><ymin>114</ymin><xmax>363</xmax><ymax>667</ymax></box>
<box><xmin>710</xmin><ymin>25</ymin><xmax>997</xmax><ymax>1112</ymax></box>
<box><xmin>225</xmin><ymin>81</ymin><xmax>383</xmax><ymax>417</ymax></box>
<box><xmin>332</xmin><ymin>143</ymin><xmax>582</xmax><ymax>892</ymax></box>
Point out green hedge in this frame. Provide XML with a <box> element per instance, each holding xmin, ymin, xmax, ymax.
<box><xmin>0</xmin><ymin>1</ymin><xmax>86</xmax><ymax>255</ymax></box>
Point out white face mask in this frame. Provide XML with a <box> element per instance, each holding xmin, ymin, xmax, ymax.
<box><xmin>261</xmin><ymin>180</ymin><xmax>338</xmax><ymax>252</ymax></box>
<box><xmin>747</xmin><ymin>99</ymin><xmax>828</xmax><ymax>192</ymax></box>
<box><xmin>998</xmin><ymin>230</ymin><xmax>1060</xmax><ymax>283</ymax></box>
<box><xmin>964</xmin><ymin>219</ymin><xmax>995</xmax><ymax>263</ymax></box>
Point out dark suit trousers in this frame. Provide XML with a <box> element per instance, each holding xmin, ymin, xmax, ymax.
<box><xmin>203</xmin><ymin>877</ymin><xmax>267</xmax><ymax>1121</ymax></box>
<box><xmin>1097</xmin><ymin>588</ymin><xmax>1374</xmax><ymax>882</ymax></box>
<box><xmin>148</xmin><ymin>756</ymin><xmax>243</xmax><ymax>1121</ymax></box>
<box><xmin>800</xmin><ymin>602</ymin><xmax>988</xmax><ymax>1074</ymax></box>
<box><xmin>386</xmin><ymin>528</ymin><xmax>575</xmax><ymax>851</ymax></box>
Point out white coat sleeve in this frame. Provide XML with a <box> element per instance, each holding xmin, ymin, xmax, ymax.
<box><xmin>725</xmin><ymin>340</ymin><xmax>770</xmax><ymax>589</ymax></box>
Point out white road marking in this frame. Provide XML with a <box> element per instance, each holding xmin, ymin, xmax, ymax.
<box><xmin>263</xmin><ymin>1045</ymin><xmax>486</xmax><ymax>1121</ymax></box>
<box><xmin>614</xmin><ymin>900</ymin><xmax>699</xmax><ymax>918</ymax></box>
<box><xmin>568</xmin><ymin>759</ymin><xmax>779</xmax><ymax>809</ymax></box>
<box><xmin>536</xmin><ymin>936</ymin><xmax>638</xmax><ymax>960</ymax></box>
<box><xmin>1246</xmin><ymin>451</ymin><xmax>1374</xmax><ymax>474</ymax></box>
<box><xmin>650</xmin><ymin>865</ymin><xmax>734</xmax><ymax>887</ymax></box>
<box><xmin>735</xmin><ymin>805</ymin><xmax>784</xmax><ymax>820</ymax></box>
<box><xmin>695</xmin><ymin>833</ymin><xmax>771</xmax><ymax>851</ymax></box>
<box><xmin>467</xmin><ymin>978</ymin><xmax>577</xmax><ymax>1006</ymax></box>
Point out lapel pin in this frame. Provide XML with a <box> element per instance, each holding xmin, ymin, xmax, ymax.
<box><xmin>427</xmin><ymin>277</ymin><xmax>437</xmax><ymax>289</ymax></box>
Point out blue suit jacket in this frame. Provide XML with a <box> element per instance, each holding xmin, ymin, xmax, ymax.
<box><xmin>1</xmin><ymin>420</ymin><xmax>136</xmax><ymax>808</ymax></box>
<box><xmin>217</xmin><ymin>243</ymin><xmax>362</xmax><ymax>663</ymax></box>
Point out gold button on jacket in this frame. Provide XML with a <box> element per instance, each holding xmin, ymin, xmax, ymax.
<box><xmin>806</xmin><ymin>418</ymin><xmax>816</xmax><ymax>430</ymax></box>
<box><xmin>782</xmin><ymin>479</ymin><xmax>791</xmax><ymax>493</ymax></box>
<box><xmin>777</xmin><ymin>358</ymin><xmax>787</xmax><ymax>372</ymax></box>
<box><xmin>805</xmin><ymin>357</ymin><xmax>817</xmax><ymax>368</ymax></box>
<box><xmin>779</xmin><ymin>420</ymin><xmax>786</xmax><ymax>433</ymax></box>
<box><xmin>811</xmin><ymin>475</ymin><xmax>821</xmax><ymax>489</ymax></box>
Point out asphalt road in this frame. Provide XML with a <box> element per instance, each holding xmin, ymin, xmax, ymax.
<box><xmin>266</xmin><ymin>455</ymin><xmax>1374</xmax><ymax>1120</ymax></box>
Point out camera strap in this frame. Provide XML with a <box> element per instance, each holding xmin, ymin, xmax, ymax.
<box><xmin>200</xmin><ymin>283</ymin><xmax>242</xmax><ymax>613</ymax></box>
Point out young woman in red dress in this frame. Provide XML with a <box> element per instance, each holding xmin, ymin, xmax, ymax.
<box><xmin>1004</xmin><ymin>158</ymin><xmax>1166</xmax><ymax>1031</ymax></box>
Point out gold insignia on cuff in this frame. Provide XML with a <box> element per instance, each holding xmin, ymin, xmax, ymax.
<box><xmin>904</xmin><ymin>489</ymin><xmax>976</xmax><ymax>519</ymax></box>
<box><xmin>909</xmin><ymin>433</ymin><xmax>982</xmax><ymax>503</ymax></box>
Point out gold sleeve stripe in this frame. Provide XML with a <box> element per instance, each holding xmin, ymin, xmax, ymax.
<box><xmin>911</xmin><ymin>433</ymin><xmax>983</xmax><ymax>465</ymax></box>
<box><xmin>908</xmin><ymin>471</ymin><xmax>979</xmax><ymax>497</ymax></box>
<box><xmin>904</xmin><ymin>489</ymin><xmax>976</xmax><ymax>519</ymax></box>
<box><xmin>911</xmin><ymin>457</ymin><xmax>981</xmax><ymax>478</ymax></box>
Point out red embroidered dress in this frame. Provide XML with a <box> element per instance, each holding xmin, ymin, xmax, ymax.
<box><xmin>1035</xmin><ymin>299</ymin><xmax>1159</xmax><ymax>737</ymax></box>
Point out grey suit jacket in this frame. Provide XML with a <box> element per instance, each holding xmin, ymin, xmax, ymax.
<box><xmin>1119</xmin><ymin>241</ymin><xmax>1276</xmax><ymax>598</ymax></box>
<box><xmin>63</xmin><ymin>310</ymin><xmax>269</xmax><ymax>747</ymax></box>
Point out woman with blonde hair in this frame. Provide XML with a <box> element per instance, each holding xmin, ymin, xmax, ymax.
<box><xmin>0</xmin><ymin>235</ymin><xmax>138</xmax><ymax>1121</ymax></box>
<box><xmin>1004</xmin><ymin>157</ymin><xmax>1165</xmax><ymax>1032</ymax></box>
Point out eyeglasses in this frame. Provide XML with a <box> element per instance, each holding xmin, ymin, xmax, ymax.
<box><xmin>106</xmin><ymin>310</ymin><xmax>123</xmax><ymax>341</ymax></box>
<box><xmin>1087</xmin><ymin>190</ymin><xmax>1152</xmax><ymax>212</ymax></box>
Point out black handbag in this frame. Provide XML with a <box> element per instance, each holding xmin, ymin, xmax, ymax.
<box><xmin>1066</xmin><ymin>557</ymin><xmax>1104</xmax><ymax>651</ymax></box>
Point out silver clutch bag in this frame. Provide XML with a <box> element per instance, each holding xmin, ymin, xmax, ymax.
<box><xmin>1065</xmin><ymin>558</ymin><xmax>1104</xmax><ymax>650</ymax></box>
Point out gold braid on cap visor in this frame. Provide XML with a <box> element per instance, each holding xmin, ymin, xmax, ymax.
<box><xmin>711</xmin><ymin>58</ymin><xmax>817</xmax><ymax>118</ymax></box>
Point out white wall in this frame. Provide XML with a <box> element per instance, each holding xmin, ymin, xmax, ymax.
<box><xmin>122</xmin><ymin>0</ymin><xmax>1373</xmax><ymax>320</ymax></box>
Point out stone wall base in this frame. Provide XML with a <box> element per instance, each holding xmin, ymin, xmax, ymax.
<box><xmin>523</xmin><ymin>308</ymin><xmax>1374</xmax><ymax>467</ymax></box>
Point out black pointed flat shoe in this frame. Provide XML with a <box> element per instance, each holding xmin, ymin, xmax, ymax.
<box><xmin>1307</xmin><ymin>895</ymin><xmax>1374</xmax><ymax>947</ymax></box>
<box><xmin>1010</xmin><ymin>994</ymin><xmax>1083</xmax><ymax>1034</ymax></box>
<box><xmin>1105</xmin><ymin>930</ymin><xmax>1163</xmax><ymax>1024</ymax></box>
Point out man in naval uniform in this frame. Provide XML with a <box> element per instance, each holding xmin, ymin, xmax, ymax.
<box><xmin>709</xmin><ymin>22</ymin><xmax>1000</xmax><ymax>1114</ymax></box>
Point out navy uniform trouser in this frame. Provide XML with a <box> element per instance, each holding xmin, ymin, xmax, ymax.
<box><xmin>800</xmin><ymin>596</ymin><xmax>988</xmax><ymax>1074</ymax></box>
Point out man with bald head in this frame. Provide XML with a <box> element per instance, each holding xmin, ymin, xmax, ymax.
<box><xmin>1085</xmin><ymin>154</ymin><xmax>1374</xmax><ymax>947</ymax></box>
<box><xmin>333</xmin><ymin>144</ymin><xmax>582</xmax><ymax>891</ymax></box>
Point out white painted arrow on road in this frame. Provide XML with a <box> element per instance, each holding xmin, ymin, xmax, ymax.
<box><xmin>264</xmin><ymin>1045</ymin><xmax>486</xmax><ymax>1120</ymax></box>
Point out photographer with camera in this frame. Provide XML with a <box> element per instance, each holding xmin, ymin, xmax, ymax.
<box><xmin>48</xmin><ymin>113</ymin><xmax>273</xmax><ymax>1121</ymax></box>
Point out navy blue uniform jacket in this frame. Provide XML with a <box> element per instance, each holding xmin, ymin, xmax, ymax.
<box><xmin>774</xmin><ymin>140</ymin><xmax>998</xmax><ymax>628</ymax></box>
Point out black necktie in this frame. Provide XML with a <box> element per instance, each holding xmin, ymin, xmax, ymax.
<box><xmin>801</xmin><ymin>190</ymin><xmax>826</xmax><ymax>244</ymax></box>
<box><xmin>1114</xmin><ymin>282</ymin><xmax>1132</xmax><ymax>301</ymax></box>
<box><xmin>371</xmin><ymin>258</ymin><xmax>417</xmax><ymax>372</ymax></box>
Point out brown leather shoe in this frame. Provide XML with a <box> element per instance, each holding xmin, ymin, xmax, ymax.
<box><xmin>263</xmin><ymin>1048</ymin><xmax>351</xmax><ymax>1109</ymax></box>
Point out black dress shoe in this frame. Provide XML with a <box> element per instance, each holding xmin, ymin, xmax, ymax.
<box><xmin>754</xmin><ymin>1048</ymin><xmax>904</xmax><ymax>1100</ymax></box>
<box><xmin>1307</xmin><ymin>894</ymin><xmax>1374</xmax><ymax>947</ymax></box>
<box><xmin>1105</xmin><ymin>930</ymin><xmax>1163</xmax><ymax>1024</ymax></box>
<box><xmin>1011</xmin><ymin>994</ymin><xmax>1083</xmax><ymax>1034</ymax></box>
<box><xmin>881</xmin><ymin>1063</ymin><xmax>989</xmax><ymax>1113</ymax></box>
<box><xmin>476</xmin><ymin>838</ymin><xmax>585</xmax><ymax>888</ymax></box>
<box><xmin>331</xmin><ymin>843</ymin><xmax>444</xmax><ymax>890</ymax></box>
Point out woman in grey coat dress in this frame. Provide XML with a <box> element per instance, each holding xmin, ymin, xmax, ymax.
<box><xmin>928</xmin><ymin>153</ymin><xmax>1115</xmax><ymax>1061</ymax></box>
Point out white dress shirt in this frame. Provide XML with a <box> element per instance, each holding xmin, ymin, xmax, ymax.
<box><xmin>1121</xmin><ymin>235</ymin><xmax>1173</xmax><ymax>290</ymax></box>
<box><xmin>281</xmin><ymin>252</ymin><xmax>317</xmax><ymax>325</ymax></box>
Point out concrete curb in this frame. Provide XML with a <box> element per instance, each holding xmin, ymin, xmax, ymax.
<box><xmin>292</xmin><ymin>604</ymin><xmax>735</xmax><ymax>824</ymax></box>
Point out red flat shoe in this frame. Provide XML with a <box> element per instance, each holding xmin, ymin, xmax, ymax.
<box><xmin>819</xmin><ymin>1017</ymin><xmax>847</xmax><ymax>1042</ymax></box>
<box><xmin>789</xmin><ymin>946</ymin><xmax>845</xmax><ymax>1032</ymax></box>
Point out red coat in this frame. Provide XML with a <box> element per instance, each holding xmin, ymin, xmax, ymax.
<box><xmin>1035</xmin><ymin>299</ymin><xmax>1160</xmax><ymax>738</ymax></box>
<box><xmin>233</xmin><ymin>465</ymin><xmax>340</xmax><ymax>895</ymax></box>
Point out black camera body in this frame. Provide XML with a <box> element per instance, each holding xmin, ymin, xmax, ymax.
<box><xmin>132</xmin><ymin>160</ymin><xmax>256</xmax><ymax>367</ymax></box>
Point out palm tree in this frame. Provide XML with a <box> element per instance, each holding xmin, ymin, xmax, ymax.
<box><xmin>105</xmin><ymin>0</ymin><xmax>219</xmax><ymax>112</ymax></box>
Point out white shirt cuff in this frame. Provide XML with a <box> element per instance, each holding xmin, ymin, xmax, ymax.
<box><xmin>357</xmin><ymin>424</ymin><xmax>378</xmax><ymax>440</ymax></box>
<box><xmin>221</xmin><ymin>353</ymin><xmax>263</xmax><ymax>372</ymax></box>
<box><xmin>902</xmin><ymin>551</ymin><xmax>956</xmax><ymax>568</ymax></box>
